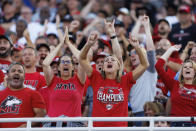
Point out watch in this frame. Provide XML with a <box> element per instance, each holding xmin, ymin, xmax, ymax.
<box><xmin>110</xmin><ymin>35</ymin><xmax>117</xmax><ymax>39</ymax></box>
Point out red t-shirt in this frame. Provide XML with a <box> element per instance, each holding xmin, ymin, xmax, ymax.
<box><xmin>0</xmin><ymin>69</ymin><xmax>4</xmax><ymax>83</ymax></box>
<box><xmin>36</xmin><ymin>66</ymin><xmax>43</xmax><ymax>74</ymax></box>
<box><xmin>24</xmin><ymin>72</ymin><xmax>46</xmax><ymax>91</ymax></box>
<box><xmin>0</xmin><ymin>59</ymin><xmax>11</xmax><ymax>73</ymax></box>
<box><xmin>89</xmin><ymin>69</ymin><xmax>136</xmax><ymax>127</ymax></box>
<box><xmin>39</xmin><ymin>87</ymin><xmax>50</xmax><ymax>112</ymax></box>
<box><xmin>47</xmin><ymin>75</ymin><xmax>84</xmax><ymax>117</ymax></box>
<box><xmin>155</xmin><ymin>58</ymin><xmax>196</xmax><ymax>116</ymax></box>
<box><xmin>0</xmin><ymin>87</ymin><xmax>45</xmax><ymax>128</ymax></box>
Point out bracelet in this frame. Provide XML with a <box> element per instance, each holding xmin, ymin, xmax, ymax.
<box><xmin>110</xmin><ymin>35</ymin><xmax>117</xmax><ymax>39</ymax></box>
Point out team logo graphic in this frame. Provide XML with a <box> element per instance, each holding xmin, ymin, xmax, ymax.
<box><xmin>0</xmin><ymin>96</ymin><xmax>22</xmax><ymax>114</ymax></box>
<box><xmin>178</xmin><ymin>86</ymin><xmax>196</xmax><ymax>101</ymax></box>
<box><xmin>97</xmin><ymin>87</ymin><xmax>124</xmax><ymax>110</ymax></box>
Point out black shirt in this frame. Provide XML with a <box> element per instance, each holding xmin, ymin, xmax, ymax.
<box><xmin>168</xmin><ymin>23</ymin><xmax>196</xmax><ymax>52</ymax></box>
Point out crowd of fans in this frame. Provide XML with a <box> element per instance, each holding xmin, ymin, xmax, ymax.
<box><xmin>0</xmin><ymin>0</ymin><xmax>196</xmax><ymax>128</ymax></box>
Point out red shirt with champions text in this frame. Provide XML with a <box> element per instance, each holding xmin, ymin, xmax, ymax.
<box><xmin>89</xmin><ymin>69</ymin><xmax>136</xmax><ymax>127</ymax></box>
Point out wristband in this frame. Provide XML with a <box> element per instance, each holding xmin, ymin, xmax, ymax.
<box><xmin>110</xmin><ymin>35</ymin><xmax>117</xmax><ymax>39</ymax></box>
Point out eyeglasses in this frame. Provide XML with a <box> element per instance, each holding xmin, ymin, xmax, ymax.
<box><xmin>60</xmin><ymin>60</ymin><xmax>72</xmax><ymax>64</ymax></box>
<box><xmin>129</xmin><ymin>50</ymin><xmax>137</xmax><ymax>56</ymax></box>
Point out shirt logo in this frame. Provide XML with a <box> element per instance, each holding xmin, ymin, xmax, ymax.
<box><xmin>0</xmin><ymin>96</ymin><xmax>22</xmax><ymax>114</ymax></box>
<box><xmin>55</xmin><ymin>83</ymin><xmax>76</xmax><ymax>90</ymax></box>
<box><xmin>97</xmin><ymin>87</ymin><xmax>124</xmax><ymax>110</ymax></box>
<box><xmin>24</xmin><ymin>80</ymin><xmax>38</xmax><ymax>90</ymax></box>
<box><xmin>178</xmin><ymin>86</ymin><xmax>196</xmax><ymax>101</ymax></box>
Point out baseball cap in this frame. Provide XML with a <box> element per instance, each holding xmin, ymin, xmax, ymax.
<box><xmin>50</xmin><ymin>56</ymin><xmax>59</xmax><ymax>65</ymax></box>
<box><xmin>62</xmin><ymin>14</ymin><xmax>73</xmax><ymax>22</ymax></box>
<box><xmin>178</xmin><ymin>5</ymin><xmax>191</xmax><ymax>13</ymax></box>
<box><xmin>36</xmin><ymin>43</ymin><xmax>50</xmax><ymax>52</ymax></box>
<box><xmin>119</xmin><ymin>7</ymin><xmax>129</xmax><ymax>15</ymax></box>
<box><xmin>0</xmin><ymin>35</ymin><xmax>13</xmax><ymax>46</ymax></box>
<box><xmin>158</xmin><ymin>19</ymin><xmax>170</xmax><ymax>26</ymax></box>
<box><xmin>47</xmin><ymin>33</ymin><xmax>58</xmax><ymax>39</ymax></box>
<box><xmin>93</xmin><ymin>52</ymin><xmax>109</xmax><ymax>62</ymax></box>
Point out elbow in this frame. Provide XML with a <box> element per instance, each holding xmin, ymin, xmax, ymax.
<box><xmin>143</xmin><ymin>60</ymin><xmax>149</xmax><ymax>69</ymax></box>
<box><xmin>38</xmin><ymin>109</ymin><xmax>47</xmax><ymax>117</ymax></box>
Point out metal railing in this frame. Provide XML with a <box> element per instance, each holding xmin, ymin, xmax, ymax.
<box><xmin>0</xmin><ymin>117</ymin><xmax>195</xmax><ymax>131</ymax></box>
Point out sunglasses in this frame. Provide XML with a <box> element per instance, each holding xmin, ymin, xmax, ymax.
<box><xmin>60</xmin><ymin>60</ymin><xmax>72</xmax><ymax>64</ymax></box>
<box><xmin>129</xmin><ymin>50</ymin><xmax>137</xmax><ymax>56</ymax></box>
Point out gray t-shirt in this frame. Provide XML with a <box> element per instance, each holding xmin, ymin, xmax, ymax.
<box><xmin>129</xmin><ymin>50</ymin><xmax>157</xmax><ymax>113</ymax></box>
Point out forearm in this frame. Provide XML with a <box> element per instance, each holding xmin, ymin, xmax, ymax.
<box><xmin>131</xmin><ymin>21</ymin><xmax>141</xmax><ymax>39</ymax></box>
<box><xmin>83</xmin><ymin>20</ymin><xmax>98</xmax><ymax>36</ymax></box>
<box><xmin>43</xmin><ymin>43</ymin><xmax>63</xmax><ymax>66</ymax></box>
<box><xmin>80</xmin><ymin>42</ymin><xmax>92</xmax><ymax>60</ymax></box>
<box><xmin>80</xmin><ymin>0</ymin><xmax>94</xmax><ymax>19</ymax></box>
<box><xmin>57</xmin><ymin>28</ymin><xmax>64</xmax><ymax>43</ymax></box>
<box><xmin>135</xmin><ymin>46</ymin><xmax>149</xmax><ymax>68</ymax></box>
<box><xmin>167</xmin><ymin>61</ymin><xmax>181</xmax><ymax>72</ymax></box>
<box><xmin>25</xmin><ymin>36</ymin><xmax>35</xmax><ymax>48</ymax></box>
<box><xmin>111</xmin><ymin>35</ymin><xmax>123</xmax><ymax>64</ymax></box>
<box><xmin>180</xmin><ymin>47</ymin><xmax>189</xmax><ymax>61</ymax></box>
<box><xmin>160</xmin><ymin>49</ymin><xmax>173</xmax><ymax>61</ymax></box>
<box><xmin>120</xmin><ymin>34</ymin><xmax>129</xmax><ymax>48</ymax></box>
<box><xmin>67</xmin><ymin>42</ymin><xmax>80</xmax><ymax>60</ymax></box>
<box><xmin>144</xmin><ymin>26</ymin><xmax>155</xmax><ymax>51</ymax></box>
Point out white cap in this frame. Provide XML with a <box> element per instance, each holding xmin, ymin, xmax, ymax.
<box><xmin>119</xmin><ymin>7</ymin><xmax>129</xmax><ymax>15</ymax></box>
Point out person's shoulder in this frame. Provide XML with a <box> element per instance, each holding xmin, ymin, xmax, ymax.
<box><xmin>171</xmin><ymin>23</ymin><xmax>181</xmax><ymax>29</ymax></box>
<box><xmin>191</xmin><ymin>23</ymin><xmax>196</xmax><ymax>28</ymax></box>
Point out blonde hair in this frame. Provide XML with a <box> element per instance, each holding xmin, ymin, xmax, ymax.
<box><xmin>101</xmin><ymin>55</ymin><xmax>122</xmax><ymax>83</ymax></box>
<box><xmin>178</xmin><ymin>59</ymin><xmax>196</xmax><ymax>86</ymax></box>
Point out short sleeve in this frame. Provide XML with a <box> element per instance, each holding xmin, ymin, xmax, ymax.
<box><xmin>88</xmin><ymin>68</ymin><xmax>100</xmax><ymax>82</ymax></box>
<box><xmin>48</xmin><ymin>76</ymin><xmax>58</xmax><ymax>89</ymax></box>
<box><xmin>38</xmin><ymin>75</ymin><xmax>47</xmax><ymax>90</ymax></box>
<box><xmin>122</xmin><ymin>71</ymin><xmax>136</xmax><ymax>89</ymax></box>
<box><xmin>32</xmin><ymin>91</ymin><xmax>46</xmax><ymax>109</ymax></box>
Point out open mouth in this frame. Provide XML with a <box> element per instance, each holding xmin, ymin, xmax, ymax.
<box><xmin>131</xmin><ymin>58</ymin><xmax>136</xmax><ymax>63</ymax></box>
<box><xmin>0</xmin><ymin>47</ymin><xmax>6</xmax><ymax>51</ymax></box>
<box><xmin>63</xmin><ymin>68</ymin><xmax>69</xmax><ymax>71</ymax></box>
<box><xmin>41</xmin><ymin>56</ymin><xmax>46</xmax><ymax>60</ymax></box>
<box><xmin>98</xmin><ymin>67</ymin><xmax>102</xmax><ymax>71</ymax></box>
<box><xmin>25</xmin><ymin>59</ymin><xmax>30</xmax><ymax>63</ymax></box>
<box><xmin>185</xmin><ymin>71</ymin><xmax>191</xmax><ymax>75</ymax></box>
<box><xmin>107</xmin><ymin>64</ymin><xmax>113</xmax><ymax>69</ymax></box>
<box><xmin>13</xmin><ymin>75</ymin><xmax>20</xmax><ymax>81</ymax></box>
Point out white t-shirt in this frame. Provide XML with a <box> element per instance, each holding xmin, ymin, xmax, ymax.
<box><xmin>129</xmin><ymin>50</ymin><xmax>157</xmax><ymax>113</ymax></box>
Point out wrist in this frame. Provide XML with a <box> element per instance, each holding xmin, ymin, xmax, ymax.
<box><xmin>110</xmin><ymin>35</ymin><xmax>117</xmax><ymax>39</ymax></box>
<box><xmin>109</xmin><ymin>32</ymin><xmax>116</xmax><ymax>37</ymax></box>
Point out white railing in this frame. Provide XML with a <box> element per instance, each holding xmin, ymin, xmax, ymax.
<box><xmin>0</xmin><ymin>117</ymin><xmax>195</xmax><ymax>131</ymax></box>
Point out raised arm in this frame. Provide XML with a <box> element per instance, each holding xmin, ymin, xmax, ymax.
<box><xmin>155</xmin><ymin>45</ymin><xmax>181</xmax><ymax>91</ymax></box>
<box><xmin>64</xmin><ymin>27</ymin><xmax>86</xmax><ymax>84</ymax></box>
<box><xmin>79</xmin><ymin>31</ymin><xmax>99</xmax><ymax>77</ymax></box>
<box><xmin>180</xmin><ymin>41</ymin><xmax>195</xmax><ymax>61</ymax></box>
<box><xmin>130</xmin><ymin>35</ymin><xmax>149</xmax><ymax>81</ymax></box>
<box><xmin>104</xmin><ymin>19</ymin><xmax>123</xmax><ymax>71</ymax></box>
<box><xmin>23</xmin><ymin>29</ymin><xmax>35</xmax><ymax>48</ymax></box>
<box><xmin>43</xmin><ymin>40</ymin><xmax>64</xmax><ymax>85</ymax></box>
<box><xmin>39</xmin><ymin>19</ymin><xmax>48</xmax><ymax>36</ymax></box>
<box><xmin>131</xmin><ymin>16</ymin><xmax>142</xmax><ymax>40</ymax></box>
<box><xmin>56</xmin><ymin>15</ymin><xmax>64</xmax><ymax>43</ymax></box>
<box><xmin>80</xmin><ymin>0</ymin><xmax>96</xmax><ymax>19</ymax></box>
<box><xmin>142</xmin><ymin>16</ymin><xmax>155</xmax><ymax>51</ymax></box>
